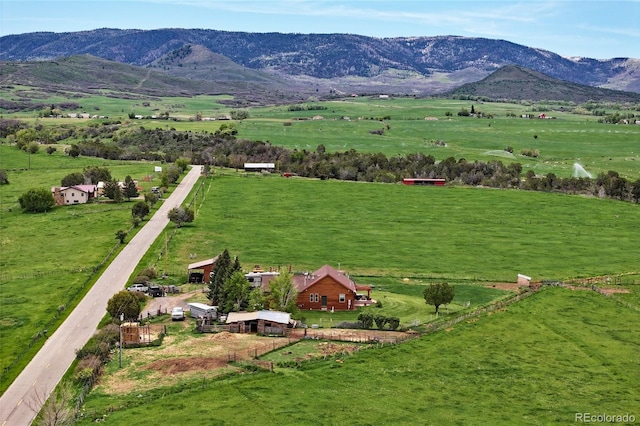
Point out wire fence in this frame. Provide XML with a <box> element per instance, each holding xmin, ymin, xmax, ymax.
<box><xmin>1</xmin><ymin>236</ymin><xmax>126</xmax><ymax>381</ymax></box>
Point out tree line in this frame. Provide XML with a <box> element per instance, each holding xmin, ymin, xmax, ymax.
<box><xmin>3</xmin><ymin>119</ymin><xmax>640</xmax><ymax>203</ymax></box>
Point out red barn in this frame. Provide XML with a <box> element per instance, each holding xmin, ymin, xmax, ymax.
<box><xmin>293</xmin><ymin>265</ymin><xmax>358</xmax><ymax>311</ymax></box>
<box><xmin>402</xmin><ymin>178</ymin><xmax>446</xmax><ymax>186</ymax></box>
<box><xmin>187</xmin><ymin>256</ymin><xmax>219</xmax><ymax>283</ymax></box>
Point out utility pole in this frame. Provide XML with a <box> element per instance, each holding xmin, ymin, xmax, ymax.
<box><xmin>119</xmin><ymin>313</ymin><xmax>124</xmax><ymax>368</ymax></box>
<box><xmin>164</xmin><ymin>231</ymin><xmax>168</xmax><ymax>277</ymax></box>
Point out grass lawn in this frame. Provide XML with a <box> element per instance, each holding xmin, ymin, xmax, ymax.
<box><xmin>297</xmin><ymin>280</ymin><xmax>511</xmax><ymax>328</ymax></box>
<box><xmin>76</xmin><ymin>287</ymin><xmax>640</xmax><ymax>425</ymax></box>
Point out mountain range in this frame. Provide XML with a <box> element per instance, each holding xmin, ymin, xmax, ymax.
<box><xmin>1</xmin><ymin>28</ymin><xmax>640</xmax><ymax>99</ymax></box>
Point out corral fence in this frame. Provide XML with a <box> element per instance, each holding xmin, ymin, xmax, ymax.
<box><xmin>423</xmin><ymin>289</ymin><xmax>536</xmax><ymax>335</ymax></box>
<box><xmin>138</xmin><ymin>306</ymin><xmax>169</xmax><ymax>322</ymax></box>
<box><xmin>226</xmin><ymin>328</ymin><xmax>418</xmax><ymax>371</ymax></box>
<box><xmin>289</xmin><ymin>328</ymin><xmax>415</xmax><ymax>345</ymax></box>
<box><xmin>227</xmin><ymin>337</ymin><xmax>299</xmax><ymax>363</ymax></box>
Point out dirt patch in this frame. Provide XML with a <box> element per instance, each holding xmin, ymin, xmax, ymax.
<box><xmin>96</xmin><ymin>331</ymin><xmax>293</xmax><ymax>395</ymax></box>
<box><xmin>145</xmin><ymin>356</ymin><xmax>228</xmax><ymax>374</ymax></box>
<box><xmin>598</xmin><ymin>287</ymin><xmax>630</xmax><ymax>294</ymax></box>
<box><xmin>140</xmin><ymin>289</ymin><xmax>206</xmax><ymax>318</ymax></box>
<box><xmin>563</xmin><ymin>285</ymin><xmax>630</xmax><ymax>294</ymax></box>
<box><xmin>485</xmin><ymin>283</ymin><xmax>521</xmax><ymax>292</ymax></box>
<box><xmin>292</xmin><ymin>328</ymin><xmax>409</xmax><ymax>343</ymax></box>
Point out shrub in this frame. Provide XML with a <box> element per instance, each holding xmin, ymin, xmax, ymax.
<box><xmin>357</xmin><ymin>313</ymin><xmax>374</xmax><ymax>329</ymax></box>
<box><xmin>374</xmin><ymin>314</ymin><xmax>388</xmax><ymax>329</ymax></box>
<box><xmin>74</xmin><ymin>354</ymin><xmax>103</xmax><ymax>388</ymax></box>
<box><xmin>141</xmin><ymin>267</ymin><xmax>158</xmax><ymax>279</ymax></box>
<box><xmin>18</xmin><ymin>187</ymin><xmax>55</xmax><ymax>213</ymax></box>
<box><xmin>387</xmin><ymin>317</ymin><xmax>400</xmax><ymax>331</ymax></box>
<box><xmin>134</xmin><ymin>275</ymin><xmax>149</xmax><ymax>284</ymax></box>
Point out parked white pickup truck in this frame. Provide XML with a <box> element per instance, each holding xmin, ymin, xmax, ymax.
<box><xmin>127</xmin><ymin>283</ymin><xmax>148</xmax><ymax>293</ymax></box>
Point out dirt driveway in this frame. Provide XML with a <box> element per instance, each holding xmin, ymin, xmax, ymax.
<box><xmin>140</xmin><ymin>288</ymin><xmax>206</xmax><ymax>318</ymax></box>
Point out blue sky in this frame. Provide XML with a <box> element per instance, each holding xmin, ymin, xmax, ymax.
<box><xmin>1</xmin><ymin>1</ymin><xmax>639</xmax><ymax>59</ymax></box>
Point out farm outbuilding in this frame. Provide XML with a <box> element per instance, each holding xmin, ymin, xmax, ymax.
<box><xmin>226</xmin><ymin>310</ymin><xmax>293</xmax><ymax>335</ymax></box>
<box><xmin>120</xmin><ymin>322</ymin><xmax>158</xmax><ymax>346</ymax></box>
<box><xmin>517</xmin><ymin>274</ymin><xmax>532</xmax><ymax>286</ymax></box>
<box><xmin>293</xmin><ymin>265</ymin><xmax>358</xmax><ymax>311</ymax></box>
<box><xmin>244</xmin><ymin>163</ymin><xmax>275</xmax><ymax>172</ymax></box>
<box><xmin>402</xmin><ymin>178</ymin><xmax>446</xmax><ymax>186</ymax></box>
<box><xmin>187</xmin><ymin>256</ymin><xmax>219</xmax><ymax>283</ymax></box>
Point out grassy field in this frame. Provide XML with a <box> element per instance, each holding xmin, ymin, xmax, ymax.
<box><xmin>5</xmin><ymin>95</ymin><xmax>640</xmax><ymax>179</ymax></box>
<box><xmin>1</xmin><ymin>94</ymin><xmax>640</xmax><ymax>406</ymax></box>
<box><xmin>0</xmin><ymin>85</ymin><xmax>233</xmax><ymax>120</ymax></box>
<box><xmin>159</xmin><ymin>172</ymin><xmax>640</xmax><ymax>282</ymax></box>
<box><xmin>235</xmin><ymin>98</ymin><xmax>640</xmax><ymax>178</ymax></box>
<box><xmin>0</xmin><ymin>145</ymin><xmax>168</xmax><ymax>392</ymax></box>
<box><xmin>76</xmin><ymin>287</ymin><xmax>640</xmax><ymax>425</ymax></box>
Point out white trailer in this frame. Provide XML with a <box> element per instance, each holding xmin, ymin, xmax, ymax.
<box><xmin>187</xmin><ymin>302</ymin><xmax>217</xmax><ymax>319</ymax></box>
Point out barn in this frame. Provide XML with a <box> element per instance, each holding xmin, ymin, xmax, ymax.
<box><xmin>293</xmin><ymin>265</ymin><xmax>358</xmax><ymax>311</ymax></box>
<box><xmin>187</xmin><ymin>256</ymin><xmax>219</xmax><ymax>283</ymax></box>
<box><xmin>402</xmin><ymin>178</ymin><xmax>446</xmax><ymax>186</ymax></box>
<box><xmin>226</xmin><ymin>310</ymin><xmax>293</xmax><ymax>335</ymax></box>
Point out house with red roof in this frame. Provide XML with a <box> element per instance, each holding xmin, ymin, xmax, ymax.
<box><xmin>293</xmin><ymin>264</ymin><xmax>360</xmax><ymax>311</ymax></box>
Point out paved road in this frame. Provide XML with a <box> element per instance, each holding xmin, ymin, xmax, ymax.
<box><xmin>0</xmin><ymin>166</ymin><xmax>203</xmax><ymax>426</ymax></box>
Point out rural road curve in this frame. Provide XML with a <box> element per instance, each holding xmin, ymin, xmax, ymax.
<box><xmin>0</xmin><ymin>165</ymin><xmax>203</xmax><ymax>426</ymax></box>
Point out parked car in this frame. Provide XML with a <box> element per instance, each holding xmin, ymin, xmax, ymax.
<box><xmin>127</xmin><ymin>283</ymin><xmax>148</xmax><ymax>293</ymax></box>
<box><xmin>148</xmin><ymin>285</ymin><xmax>164</xmax><ymax>297</ymax></box>
<box><xmin>171</xmin><ymin>307</ymin><xmax>185</xmax><ymax>321</ymax></box>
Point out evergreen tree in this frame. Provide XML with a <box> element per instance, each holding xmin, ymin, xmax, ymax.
<box><xmin>103</xmin><ymin>179</ymin><xmax>123</xmax><ymax>202</ymax></box>
<box><xmin>123</xmin><ymin>175</ymin><xmax>139</xmax><ymax>200</ymax></box>
<box><xmin>208</xmin><ymin>250</ymin><xmax>232</xmax><ymax>307</ymax></box>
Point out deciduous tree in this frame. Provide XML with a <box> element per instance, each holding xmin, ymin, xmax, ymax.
<box><xmin>61</xmin><ymin>172</ymin><xmax>85</xmax><ymax>187</ymax></box>
<box><xmin>267</xmin><ymin>269</ymin><xmax>298</xmax><ymax>313</ymax></box>
<box><xmin>115</xmin><ymin>229</ymin><xmax>127</xmax><ymax>244</ymax></box>
<box><xmin>106</xmin><ymin>290</ymin><xmax>141</xmax><ymax>321</ymax></box>
<box><xmin>223</xmin><ymin>271</ymin><xmax>251</xmax><ymax>312</ymax></box>
<box><xmin>423</xmin><ymin>282</ymin><xmax>454</xmax><ymax>315</ymax></box>
<box><xmin>167</xmin><ymin>206</ymin><xmax>194</xmax><ymax>227</ymax></box>
<box><xmin>131</xmin><ymin>201</ymin><xmax>150</xmax><ymax>219</ymax></box>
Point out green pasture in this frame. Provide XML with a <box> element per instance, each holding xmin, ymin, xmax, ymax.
<box><xmin>4</xmin><ymin>94</ymin><xmax>640</xmax><ymax>179</ymax></box>
<box><xmin>159</xmin><ymin>172</ymin><xmax>640</xmax><ymax>283</ymax></box>
<box><xmin>237</xmin><ymin>98</ymin><xmax>640</xmax><ymax>179</ymax></box>
<box><xmin>0</xmin><ymin>85</ymin><xmax>231</xmax><ymax>119</ymax></box>
<box><xmin>77</xmin><ymin>287</ymin><xmax>640</xmax><ymax>425</ymax></box>
<box><xmin>0</xmin><ymin>145</ymin><xmax>167</xmax><ymax>392</ymax></box>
